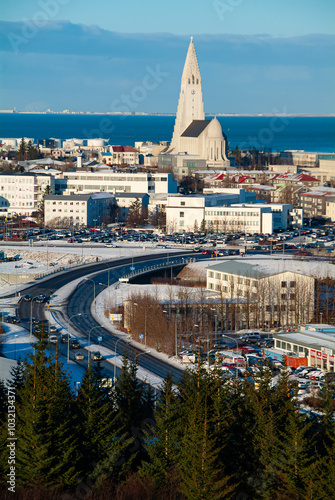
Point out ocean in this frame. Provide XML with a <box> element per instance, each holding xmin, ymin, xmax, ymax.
<box><xmin>0</xmin><ymin>114</ymin><xmax>334</xmax><ymax>153</ymax></box>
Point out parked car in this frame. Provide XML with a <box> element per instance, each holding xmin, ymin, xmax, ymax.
<box><xmin>48</xmin><ymin>335</ymin><xmax>58</xmax><ymax>344</ymax></box>
<box><xmin>307</xmin><ymin>370</ymin><xmax>326</xmax><ymax>380</ymax></box>
<box><xmin>75</xmin><ymin>352</ymin><xmax>85</xmax><ymax>361</ymax></box>
<box><xmin>49</xmin><ymin>325</ymin><xmax>59</xmax><ymax>333</ymax></box>
<box><xmin>257</xmin><ymin>338</ymin><xmax>274</xmax><ymax>348</ymax></box>
<box><xmin>299</xmin><ymin>367</ymin><xmax>318</xmax><ymax>378</ymax></box>
<box><xmin>23</xmin><ymin>294</ymin><xmax>32</xmax><ymax>301</ymax></box>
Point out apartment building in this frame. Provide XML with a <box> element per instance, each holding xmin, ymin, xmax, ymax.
<box><xmin>0</xmin><ymin>172</ymin><xmax>55</xmax><ymax>216</ymax></box>
<box><xmin>58</xmin><ymin>171</ymin><xmax>177</xmax><ymax>196</ymax></box>
<box><xmin>45</xmin><ymin>193</ymin><xmax>116</xmax><ymax>226</ymax></box>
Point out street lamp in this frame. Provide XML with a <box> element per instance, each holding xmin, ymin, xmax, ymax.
<box><xmin>222</xmin><ymin>334</ymin><xmax>239</xmax><ymax>384</ymax></box>
<box><xmin>30</xmin><ymin>296</ymin><xmax>40</xmax><ymax>339</ymax></box>
<box><xmin>134</xmin><ymin>303</ymin><xmax>147</xmax><ymax>348</ymax></box>
<box><xmin>135</xmin><ymin>350</ymin><xmax>151</xmax><ymax>364</ymax></box>
<box><xmin>113</xmin><ymin>334</ymin><xmax>130</xmax><ymax>384</ymax></box>
<box><xmin>83</xmin><ymin>278</ymin><xmax>96</xmax><ymax>311</ymax></box>
<box><xmin>87</xmin><ymin>325</ymin><xmax>104</xmax><ymax>367</ymax></box>
<box><xmin>67</xmin><ymin>313</ymin><xmax>82</xmax><ymax>362</ymax></box>
<box><xmin>98</xmin><ymin>282</ymin><xmax>110</xmax><ymax>300</ymax></box>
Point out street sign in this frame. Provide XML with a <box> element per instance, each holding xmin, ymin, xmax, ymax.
<box><xmin>109</xmin><ymin>313</ymin><xmax>122</xmax><ymax>321</ymax></box>
<box><xmin>97</xmin><ymin>336</ymin><xmax>102</xmax><ymax>342</ymax></box>
<box><xmin>139</xmin><ymin>334</ymin><xmax>144</xmax><ymax>339</ymax></box>
<box><xmin>130</xmin><ymin>266</ymin><xmax>135</xmax><ymax>271</ymax></box>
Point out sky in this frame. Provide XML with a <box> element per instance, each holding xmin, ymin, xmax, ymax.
<box><xmin>0</xmin><ymin>0</ymin><xmax>334</xmax><ymax>114</ymax></box>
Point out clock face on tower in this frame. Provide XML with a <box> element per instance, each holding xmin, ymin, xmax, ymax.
<box><xmin>191</xmin><ymin>90</ymin><xmax>196</xmax><ymax>95</ymax></box>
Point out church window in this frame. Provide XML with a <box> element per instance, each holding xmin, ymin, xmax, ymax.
<box><xmin>188</xmin><ymin>78</ymin><xmax>190</xmax><ymax>84</ymax></box>
<box><xmin>196</xmin><ymin>78</ymin><xmax>199</xmax><ymax>84</ymax></box>
<box><xmin>192</xmin><ymin>75</ymin><xmax>195</xmax><ymax>84</ymax></box>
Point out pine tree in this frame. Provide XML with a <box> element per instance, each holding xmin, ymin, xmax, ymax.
<box><xmin>15</xmin><ymin>341</ymin><xmax>78</xmax><ymax>488</ymax></box>
<box><xmin>8</xmin><ymin>357</ymin><xmax>26</xmax><ymax>404</ymax></box>
<box><xmin>75</xmin><ymin>364</ymin><xmax>130</xmax><ymax>485</ymax></box>
<box><xmin>177</xmin><ymin>390</ymin><xmax>234</xmax><ymax>500</ymax></box>
<box><xmin>17</xmin><ymin>137</ymin><xmax>27</xmax><ymax>160</ymax></box>
<box><xmin>140</xmin><ymin>373</ymin><xmax>180</xmax><ymax>487</ymax></box>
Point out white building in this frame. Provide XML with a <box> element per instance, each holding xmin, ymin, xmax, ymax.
<box><xmin>166</xmin><ymin>189</ymin><xmax>257</xmax><ymax>233</ymax></box>
<box><xmin>58</xmin><ymin>171</ymin><xmax>177</xmax><ymax>196</ymax></box>
<box><xmin>206</xmin><ymin>260</ymin><xmax>314</xmax><ymax>328</ymax></box>
<box><xmin>45</xmin><ymin>193</ymin><xmax>116</xmax><ymax>226</ymax></box>
<box><xmin>274</xmin><ymin>325</ymin><xmax>335</xmax><ymax>372</ymax></box>
<box><xmin>0</xmin><ymin>172</ymin><xmax>55</xmax><ymax>216</ymax></box>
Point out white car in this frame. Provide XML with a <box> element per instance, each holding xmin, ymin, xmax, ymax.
<box><xmin>307</xmin><ymin>370</ymin><xmax>325</xmax><ymax>380</ymax></box>
<box><xmin>48</xmin><ymin>335</ymin><xmax>58</xmax><ymax>344</ymax></box>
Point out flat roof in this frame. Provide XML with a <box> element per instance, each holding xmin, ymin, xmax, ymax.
<box><xmin>274</xmin><ymin>332</ymin><xmax>335</xmax><ymax>353</ymax></box>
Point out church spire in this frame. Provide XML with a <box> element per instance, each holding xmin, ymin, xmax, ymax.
<box><xmin>170</xmin><ymin>37</ymin><xmax>205</xmax><ymax>152</ymax></box>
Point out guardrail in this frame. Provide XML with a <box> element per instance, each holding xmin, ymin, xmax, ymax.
<box><xmin>118</xmin><ymin>256</ymin><xmax>196</xmax><ymax>281</ymax></box>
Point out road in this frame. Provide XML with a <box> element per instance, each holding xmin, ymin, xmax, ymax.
<box><xmin>15</xmin><ymin>251</ymin><xmax>200</xmax><ymax>383</ymax></box>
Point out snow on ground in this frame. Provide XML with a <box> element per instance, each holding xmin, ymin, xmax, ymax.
<box><xmin>0</xmin><ymin>322</ymin><xmax>85</xmax><ymax>389</ymax></box>
<box><xmin>2</xmin><ymin>245</ymin><xmax>335</xmax><ymax>386</ymax></box>
<box><xmin>186</xmin><ymin>254</ymin><xmax>335</xmax><ymax>279</ymax></box>
<box><xmin>0</xmin><ymin>242</ymin><xmax>179</xmax><ymax>291</ymax></box>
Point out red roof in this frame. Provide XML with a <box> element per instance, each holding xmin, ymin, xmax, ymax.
<box><xmin>275</xmin><ymin>173</ymin><xmax>319</xmax><ymax>182</ymax></box>
<box><xmin>210</xmin><ymin>172</ymin><xmax>226</xmax><ymax>181</ymax></box>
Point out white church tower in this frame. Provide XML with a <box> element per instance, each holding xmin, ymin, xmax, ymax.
<box><xmin>168</xmin><ymin>38</ymin><xmax>229</xmax><ymax>168</ymax></box>
<box><xmin>170</xmin><ymin>37</ymin><xmax>205</xmax><ymax>152</ymax></box>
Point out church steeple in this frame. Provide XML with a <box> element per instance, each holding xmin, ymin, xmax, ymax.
<box><xmin>170</xmin><ymin>37</ymin><xmax>205</xmax><ymax>152</ymax></box>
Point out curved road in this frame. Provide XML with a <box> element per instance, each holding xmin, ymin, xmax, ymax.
<box><xmin>15</xmin><ymin>251</ymin><xmax>200</xmax><ymax>383</ymax></box>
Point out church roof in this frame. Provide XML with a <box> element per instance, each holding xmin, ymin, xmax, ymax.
<box><xmin>181</xmin><ymin>120</ymin><xmax>210</xmax><ymax>137</ymax></box>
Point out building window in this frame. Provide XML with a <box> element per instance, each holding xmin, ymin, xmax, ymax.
<box><xmin>290</xmin><ymin>294</ymin><xmax>295</xmax><ymax>300</ymax></box>
<box><xmin>281</xmin><ymin>294</ymin><xmax>286</xmax><ymax>300</ymax></box>
<box><xmin>180</xmin><ymin>212</ymin><xmax>184</xmax><ymax>217</ymax></box>
<box><xmin>281</xmin><ymin>281</ymin><xmax>287</xmax><ymax>288</ymax></box>
<box><xmin>181</xmin><ymin>201</ymin><xmax>185</xmax><ymax>206</ymax></box>
<box><xmin>290</xmin><ymin>281</ymin><xmax>296</xmax><ymax>288</ymax></box>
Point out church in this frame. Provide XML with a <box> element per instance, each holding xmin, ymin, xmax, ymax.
<box><xmin>167</xmin><ymin>37</ymin><xmax>230</xmax><ymax>169</ymax></box>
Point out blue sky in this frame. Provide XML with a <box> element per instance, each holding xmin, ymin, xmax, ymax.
<box><xmin>0</xmin><ymin>0</ymin><xmax>334</xmax><ymax>113</ymax></box>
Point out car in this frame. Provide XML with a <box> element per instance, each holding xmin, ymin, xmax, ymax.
<box><xmin>299</xmin><ymin>367</ymin><xmax>318</xmax><ymax>378</ymax></box>
<box><xmin>75</xmin><ymin>352</ymin><xmax>85</xmax><ymax>361</ymax></box>
<box><xmin>91</xmin><ymin>351</ymin><xmax>102</xmax><ymax>361</ymax></box>
<box><xmin>70</xmin><ymin>339</ymin><xmax>81</xmax><ymax>349</ymax></box>
<box><xmin>239</xmin><ymin>333</ymin><xmax>262</xmax><ymax>344</ymax></box>
<box><xmin>6</xmin><ymin>315</ymin><xmax>20</xmax><ymax>324</ymax></box>
<box><xmin>23</xmin><ymin>294</ymin><xmax>32</xmax><ymax>301</ymax></box>
<box><xmin>48</xmin><ymin>335</ymin><xmax>58</xmax><ymax>344</ymax></box>
<box><xmin>49</xmin><ymin>325</ymin><xmax>59</xmax><ymax>333</ymax></box>
<box><xmin>307</xmin><ymin>370</ymin><xmax>326</xmax><ymax>380</ymax></box>
<box><xmin>61</xmin><ymin>333</ymin><xmax>70</xmax><ymax>343</ymax></box>
<box><xmin>257</xmin><ymin>338</ymin><xmax>274</xmax><ymax>348</ymax></box>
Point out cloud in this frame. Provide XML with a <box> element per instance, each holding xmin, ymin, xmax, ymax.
<box><xmin>0</xmin><ymin>21</ymin><xmax>334</xmax><ymax>113</ymax></box>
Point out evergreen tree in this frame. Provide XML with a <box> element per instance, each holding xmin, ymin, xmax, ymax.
<box><xmin>140</xmin><ymin>373</ymin><xmax>180</xmax><ymax>487</ymax></box>
<box><xmin>15</xmin><ymin>341</ymin><xmax>78</xmax><ymax>488</ymax></box>
<box><xmin>8</xmin><ymin>357</ymin><xmax>26</xmax><ymax>404</ymax></box>
<box><xmin>17</xmin><ymin>137</ymin><xmax>27</xmax><ymax>160</ymax></box>
<box><xmin>75</xmin><ymin>364</ymin><xmax>130</xmax><ymax>485</ymax></box>
<box><xmin>177</xmin><ymin>370</ymin><xmax>234</xmax><ymax>500</ymax></box>
<box><xmin>115</xmin><ymin>355</ymin><xmax>148</xmax><ymax>435</ymax></box>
